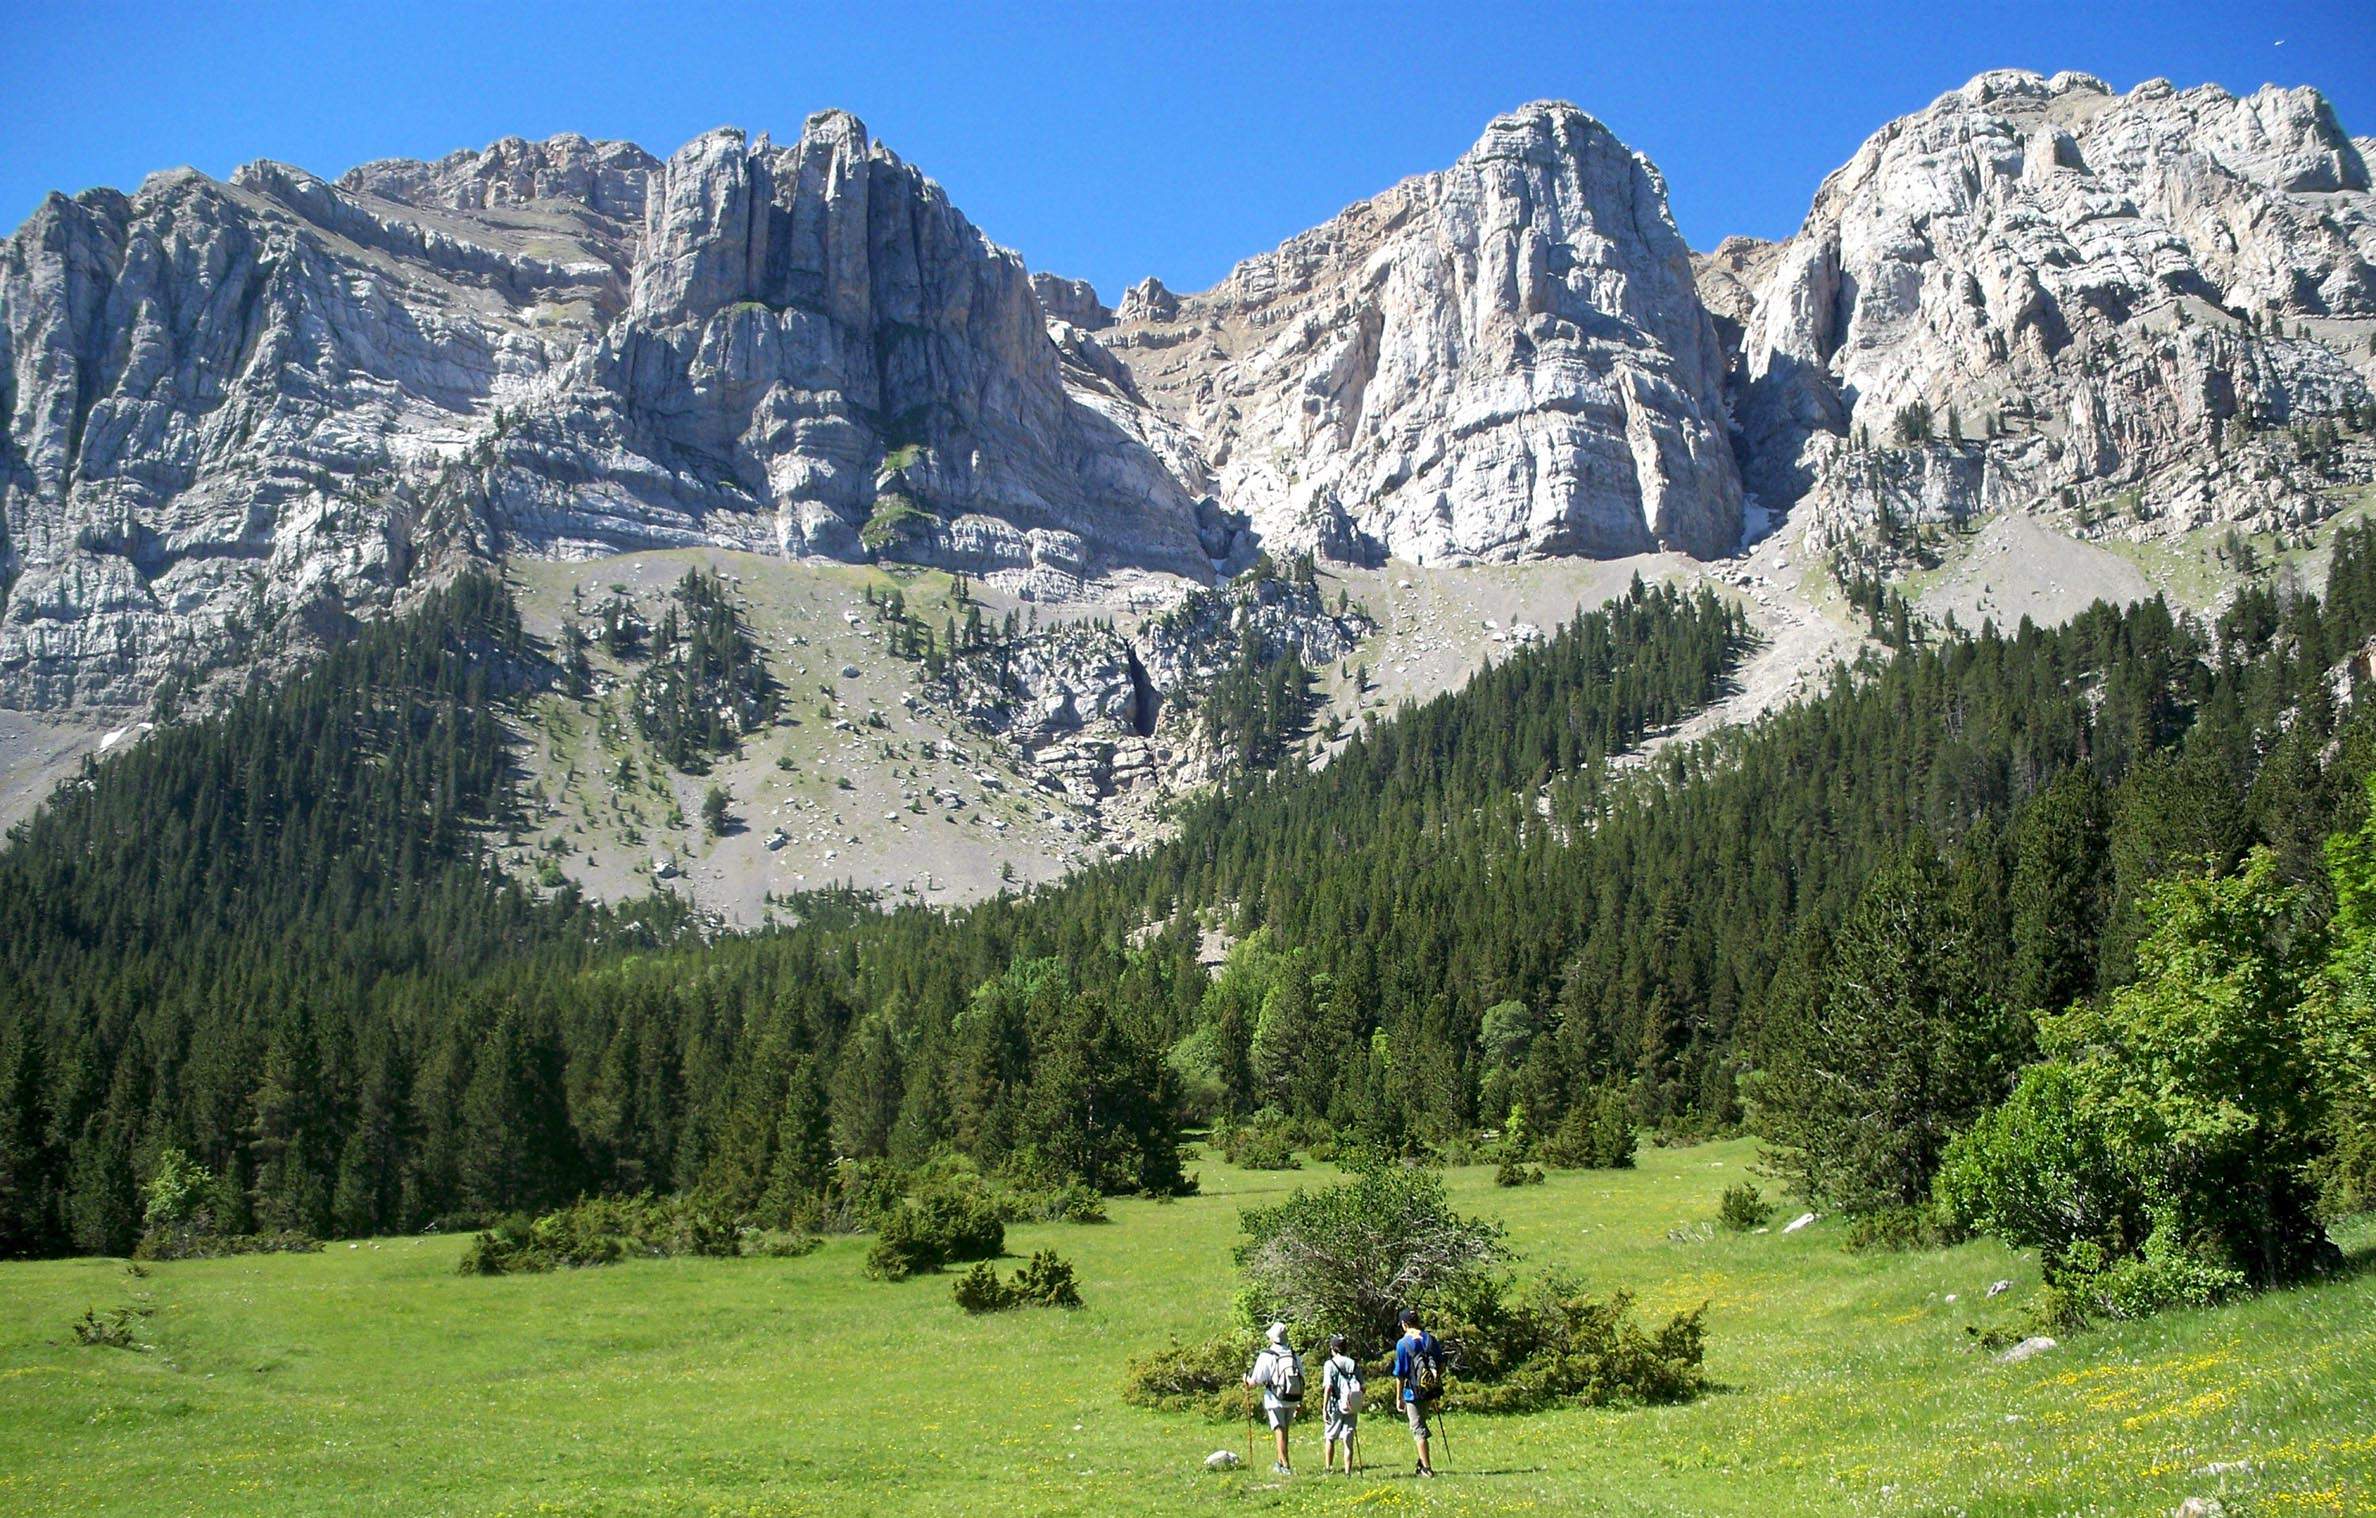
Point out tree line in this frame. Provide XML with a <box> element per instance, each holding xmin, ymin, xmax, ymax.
<box><xmin>7</xmin><ymin>526</ymin><xmax>2376</xmax><ymax>1258</ymax></box>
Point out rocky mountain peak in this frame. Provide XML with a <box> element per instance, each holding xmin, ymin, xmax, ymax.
<box><xmin>1094</xmin><ymin>95</ymin><xmax>1741</xmax><ymax>565</ymax></box>
<box><xmin>799</xmin><ymin>107</ymin><xmax>872</xmax><ymax>158</ymax></box>
<box><xmin>5</xmin><ymin>76</ymin><xmax>2372</xmax><ymax>722</ymax></box>
<box><xmin>1728</xmin><ymin>70</ymin><xmax>2374</xmax><ymax>554</ymax></box>
<box><xmin>337</xmin><ymin>132</ymin><xmax>659</xmax><ymax>218</ymax></box>
<box><xmin>1114</xmin><ymin>276</ymin><xmax>1178</xmax><ymax>324</ymax></box>
<box><xmin>526</xmin><ymin>109</ymin><xmax>1218</xmax><ymax>586</ymax></box>
<box><xmin>1031</xmin><ymin>273</ymin><xmax>1111</xmax><ymax>330</ymax></box>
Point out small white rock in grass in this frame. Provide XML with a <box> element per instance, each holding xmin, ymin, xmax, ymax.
<box><xmin>1943</xmin><ymin>1292</ymin><xmax>1958</xmax><ymax>1303</ymax></box>
<box><xmin>1782</xmin><ymin>1212</ymin><xmax>1817</xmax><ymax>1233</ymax></box>
<box><xmin>1996</xmin><ymin>1336</ymin><xmax>2057</xmax><ymax>1364</ymax></box>
<box><xmin>1204</xmin><ymin>1451</ymin><xmax>1243</xmax><ymax>1472</ymax></box>
<box><xmin>1987</xmin><ymin>1279</ymin><xmax>2014</xmax><ymax>1298</ymax></box>
<box><xmin>2173</xmin><ymin>1500</ymin><xmax>2224</xmax><ymax>1518</ymax></box>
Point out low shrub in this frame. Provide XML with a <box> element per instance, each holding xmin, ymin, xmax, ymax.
<box><xmin>1045</xmin><ymin>1184</ymin><xmax>1109</xmax><ymax>1224</ymax></box>
<box><xmin>994</xmin><ymin>1179</ymin><xmax>1109</xmax><ymax>1225</ymax></box>
<box><xmin>460</xmin><ymin>1213</ymin><xmax>619</xmax><ymax>1275</ymax></box>
<box><xmin>1130</xmin><ymin>1271</ymin><xmax>1708</xmax><ymax>1420</ymax></box>
<box><xmin>72</xmin><ymin>1306</ymin><xmax>150</xmax><ymax>1350</ymax></box>
<box><xmin>1214</xmin><ymin>1120</ymin><xmax>1303</xmax><ymax>1171</ymax></box>
<box><xmin>1011</xmin><ymin>1249</ymin><xmax>1084</xmax><ymax>1307</ymax></box>
<box><xmin>1433</xmin><ymin>1135</ymin><xmax>1488</xmax><ymax>1167</ymax></box>
<box><xmin>815</xmin><ymin>1158</ymin><xmax>911</xmax><ymax>1234</ymax></box>
<box><xmin>457</xmin><ymin>1194</ymin><xmax>739</xmax><ymax>1275</ymax></box>
<box><xmin>1494</xmin><ymin>1155</ymin><xmax>1546</xmax><ymax>1188</ymax></box>
<box><xmin>1120</xmin><ymin>1332</ymin><xmax>1262</xmax><ymax>1420</ymax></box>
<box><xmin>743</xmin><ymin>1230</ymin><xmax>823</xmax><ymax>1259</ymax></box>
<box><xmin>1716</xmin><ymin>1183</ymin><xmax>1774</xmax><ymax>1232</ymax></box>
<box><xmin>865</xmin><ymin>1184</ymin><xmax>1005</xmax><ymax>1280</ymax></box>
<box><xmin>135</xmin><ymin>1227</ymin><xmax>322</xmax><ymax>1262</ymax></box>
<box><xmin>2029</xmin><ymin>1232</ymin><xmax>2251</xmax><ymax>1330</ymax></box>
<box><xmin>951</xmin><ymin>1262</ymin><xmax>1013</xmax><ymax>1313</ymax></box>
<box><xmin>1841</xmin><ymin>1206</ymin><xmax>1951</xmax><ymax>1253</ymax></box>
<box><xmin>952</xmin><ymin>1249</ymin><xmax>1084</xmax><ymax>1314</ymax></box>
<box><xmin>1433</xmin><ymin>1273</ymin><xmax>1707</xmax><ymax>1414</ymax></box>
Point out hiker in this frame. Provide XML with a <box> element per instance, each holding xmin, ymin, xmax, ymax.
<box><xmin>1319</xmin><ymin>1333</ymin><xmax>1363</xmax><ymax>1474</ymax></box>
<box><xmin>1242</xmin><ymin>1320</ymin><xmax>1304</xmax><ymax>1474</ymax></box>
<box><xmin>1391</xmin><ymin>1307</ymin><xmax>1442</xmax><ymax>1477</ymax></box>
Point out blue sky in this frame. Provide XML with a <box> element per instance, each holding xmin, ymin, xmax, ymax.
<box><xmin>5</xmin><ymin>1</ymin><xmax>2371</xmax><ymax>299</ymax></box>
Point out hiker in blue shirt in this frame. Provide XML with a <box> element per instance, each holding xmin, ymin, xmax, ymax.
<box><xmin>1389</xmin><ymin>1307</ymin><xmax>1441</xmax><ymax>1478</ymax></box>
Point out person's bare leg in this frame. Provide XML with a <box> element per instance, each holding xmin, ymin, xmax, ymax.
<box><xmin>1275</xmin><ymin>1424</ymin><xmax>1291</xmax><ymax>1470</ymax></box>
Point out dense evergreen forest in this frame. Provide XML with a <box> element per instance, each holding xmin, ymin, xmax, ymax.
<box><xmin>7</xmin><ymin>528</ymin><xmax>2376</xmax><ymax>1259</ymax></box>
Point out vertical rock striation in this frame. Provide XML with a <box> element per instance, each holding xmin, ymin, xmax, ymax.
<box><xmin>1098</xmin><ymin>102</ymin><xmax>1744</xmax><ymax>565</ymax></box>
<box><xmin>1725</xmin><ymin>71</ymin><xmax>2375</xmax><ymax>552</ymax></box>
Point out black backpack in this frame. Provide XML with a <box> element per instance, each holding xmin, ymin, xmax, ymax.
<box><xmin>1408</xmin><ymin>1335</ymin><xmax>1443</xmax><ymax>1403</ymax></box>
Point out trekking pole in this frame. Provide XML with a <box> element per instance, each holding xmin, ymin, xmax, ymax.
<box><xmin>1433</xmin><ymin>1403</ymin><xmax>1450</xmax><ymax>1463</ymax></box>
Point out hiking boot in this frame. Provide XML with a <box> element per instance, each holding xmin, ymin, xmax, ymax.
<box><xmin>1272</xmin><ymin>1462</ymin><xmax>1292</xmax><ymax>1476</ymax></box>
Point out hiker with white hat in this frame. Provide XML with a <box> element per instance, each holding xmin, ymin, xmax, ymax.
<box><xmin>1242</xmin><ymin>1321</ymin><xmax>1305</xmax><ymax>1475</ymax></box>
<box><xmin>1319</xmin><ymin>1333</ymin><xmax>1364</xmax><ymax>1474</ymax></box>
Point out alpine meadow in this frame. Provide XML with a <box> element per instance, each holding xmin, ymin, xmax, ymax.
<box><xmin>4</xmin><ymin>14</ymin><xmax>2376</xmax><ymax>1515</ymax></box>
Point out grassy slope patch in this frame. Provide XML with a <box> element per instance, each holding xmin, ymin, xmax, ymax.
<box><xmin>2</xmin><ymin>1140</ymin><xmax>2369</xmax><ymax>1516</ymax></box>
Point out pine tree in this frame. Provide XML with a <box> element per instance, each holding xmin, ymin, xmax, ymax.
<box><xmin>0</xmin><ymin>1029</ymin><xmax>59</xmax><ymax>1257</ymax></box>
<box><xmin>2009</xmin><ymin>766</ymin><xmax>2109</xmax><ymax>1013</ymax></box>
<box><xmin>1755</xmin><ymin>848</ymin><xmax>2028</xmax><ymax>1212</ymax></box>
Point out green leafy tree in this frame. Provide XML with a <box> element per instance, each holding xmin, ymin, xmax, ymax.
<box><xmin>1235</xmin><ymin>1157</ymin><xmax>1505</xmax><ymax>1348</ymax></box>
<box><xmin>1941</xmin><ymin>850</ymin><xmax>2334</xmax><ymax>1297</ymax></box>
<box><xmin>141</xmin><ymin>1146</ymin><xmax>214</xmax><ymax>1233</ymax></box>
<box><xmin>2314</xmin><ymin>787</ymin><xmax>2376</xmax><ymax>1212</ymax></box>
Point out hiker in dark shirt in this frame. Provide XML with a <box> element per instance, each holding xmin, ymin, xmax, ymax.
<box><xmin>1389</xmin><ymin>1307</ymin><xmax>1440</xmax><ymax>1477</ymax></box>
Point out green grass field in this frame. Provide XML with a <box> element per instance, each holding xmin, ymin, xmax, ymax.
<box><xmin>3</xmin><ymin>1140</ymin><xmax>2370</xmax><ymax>1516</ymax></box>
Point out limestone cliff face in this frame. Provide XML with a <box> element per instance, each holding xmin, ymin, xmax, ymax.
<box><xmin>0</xmin><ymin>115</ymin><xmax>1219</xmax><ymax>711</ymax></box>
<box><xmin>1098</xmin><ymin>102</ymin><xmax>1744</xmax><ymax>565</ymax></box>
<box><xmin>1726</xmin><ymin>71</ymin><xmax>2376</xmax><ymax>554</ymax></box>
<box><xmin>339</xmin><ymin>133</ymin><xmax>659</xmax><ymax>221</ymax></box>
<box><xmin>9</xmin><ymin>79</ymin><xmax>2375</xmax><ymax>717</ymax></box>
<box><xmin>933</xmin><ymin>568</ymin><xmax>1371</xmax><ymax>803</ymax></box>
<box><xmin>0</xmin><ymin>154</ymin><xmax>632</xmax><ymax>708</ymax></box>
<box><xmin>479</xmin><ymin>113</ymin><xmax>1222</xmax><ymax>587</ymax></box>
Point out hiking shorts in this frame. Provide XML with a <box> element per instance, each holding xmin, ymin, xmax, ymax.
<box><xmin>1264</xmin><ymin>1402</ymin><xmax>1298</xmax><ymax>1431</ymax></box>
<box><xmin>1323</xmin><ymin>1404</ymin><xmax>1357</xmax><ymax>1441</ymax></box>
<box><xmin>1405</xmin><ymin>1397</ymin><xmax>1433</xmax><ymax>1437</ymax></box>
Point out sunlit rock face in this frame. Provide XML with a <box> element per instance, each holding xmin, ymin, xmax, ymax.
<box><xmin>1099</xmin><ymin>101</ymin><xmax>1743</xmax><ymax>567</ymax></box>
<box><xmin>0</xmin><ymin>114</ymin><xmax>1215</xmax><ymax>711</ymax></box>
<box><xmin>1725</xmin><ymin>71</ymin><xmax>2374</xmax><ymax>552</ymax></box>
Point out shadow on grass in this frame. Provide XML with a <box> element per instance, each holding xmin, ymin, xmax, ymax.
<box><xmin>2317</xmin><ymin>1223</ymin><xmax>2376</xmax><ymax>1286</ymax></box>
